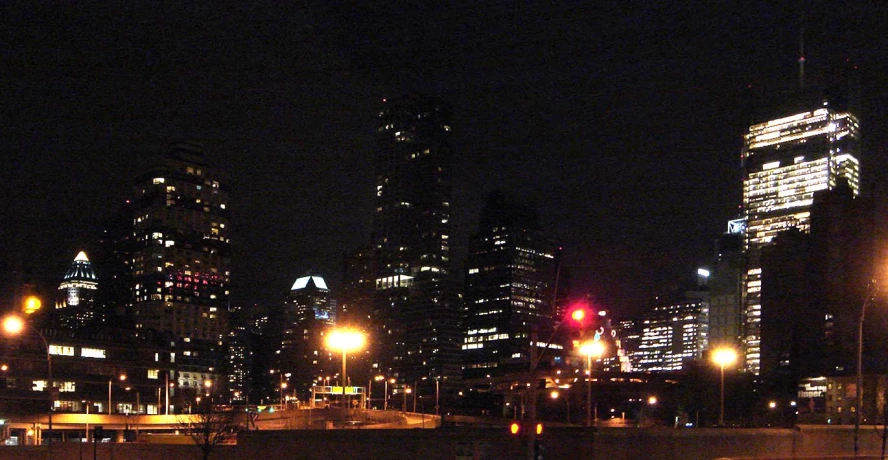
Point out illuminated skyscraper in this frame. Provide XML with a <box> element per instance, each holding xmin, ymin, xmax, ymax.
<box><xmin>55</xmin><ymin>251</ymin><xmax>98</xmax><ymax>329</ymax></box>
<box><xmin>129</xmin><ymin>142</ymin><xmax>230</xmax><ymax>385</ymax></box>
<box><xmin>741</xmin><ymin>101</ymin><xmax>860</xmax><ymax>374</ymax></box>
<box><xmin>463</xmin><ymin>192</ymin><xmax>558</xmax><ymax>379</ymax></box>
<box><xmin>635</xmin><ymin>289</ymin><xmax>709</xmax><ymax>372</ymax></box>
<box><xmin>279</xmin><ymin>275</ymin><xmax>336</xmax><ymax>396</ymax></box>
<box><xmin>371</xmin><ymin>94</ymin><xmax>462</xmax><ymax>384</ymax></box>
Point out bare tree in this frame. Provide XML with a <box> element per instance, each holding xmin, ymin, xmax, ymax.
<box><xmin>177</xmin><ymin>409</ymin><xmax>242</xmax><ymax>460</ymax></box>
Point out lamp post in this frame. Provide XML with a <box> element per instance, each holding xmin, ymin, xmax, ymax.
<box><xmin>579</xmin><ymin>339</ymin><xmax>605</xmax><ymax>427</ymax></box>
<box><xmin>325</xmin><ymin>328</ymin><xmax>366</xmax><ymax>424</ymax></box>
<box><xmin>3</xmin><ymin>315</ymin><xmax>53</xmax><ymax>438</ymax></box>
<box><xmin>551</xmin><ymin>390</ymin><xmax>570</xmax><ymax>424</ymax></box>
<box><xmin>712</xmin><ymin>347</ymin><xmax>737</xmax><ymax>426</ymax></box>
<box><xmin>403</xmin><ymin>387</ymin><xmax>411</xmax><ymax>413</ymax></box>
<box><xmin>435</xmin><ymin>377</ymin><xmax>441</xmax><ymax>415</ymax></box>
<box><xmin>855</xmin><ymin>282</ymin><xmax>878</xmax><ymax>456</ymax></box>
<box><xmin>374</xmin><ymin>375</ymin><xmax>386</xmax><ymax>410</ymax></box>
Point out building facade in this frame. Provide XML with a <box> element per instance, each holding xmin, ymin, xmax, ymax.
<box><xmin>741</xmin><ymin>101</ymin><xmax>860</xmax><ymax>374</ymax></box>
<box><xmin>128</xmin><ymin>142</ymin><xmax>230</xmax><ymax>387</ymax></box>
<box><xmin>279</xmin><ymin>275</ymin><xmax>336</xmax><ymax>399</ymax></box>
<box><xmin>371</xmin><ymin>94</ymin><xmax>462</xmax><ymax>385</ymax></box>
<box><xmin>462</xmin><ymin>192</ymin><xmax>558</xmax><ymax>379</ymax></box>
<box><xmin>634</xmin><ymin>291</ymin><xmax>709</xmax><ymax>372</ymax></box>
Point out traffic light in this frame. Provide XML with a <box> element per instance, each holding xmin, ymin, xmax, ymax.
<box><xmin>508</xmin><ymin>421</ymin><xmax>543</xmax><ymax>437</ymax></box>
<box><xmin>565</xmin><ymin>301</ymin><xmax>594</xmax><ymax>329</ymax></box>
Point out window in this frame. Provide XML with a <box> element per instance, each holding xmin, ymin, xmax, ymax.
<box><xmin>81</xmin><ymin>348</ymin><xmax>106</xmax><ymax>359</ymax></box>
<box><xmin>148</xmin><ymin>369</ymin><xmax>159</xmax><ymax>380</ymax></box>
<box><xmin>49</xmin><ymin>345</ymin><xmax>75</xmax><ymax>356</ymax></box>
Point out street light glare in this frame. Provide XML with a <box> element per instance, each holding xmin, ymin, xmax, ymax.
<box><xmin>23</xmin><ymin>296</ymin><xmax>42</xmax><ymax>315</ymax></box>
<box><xmin>712</xmin><ymin>348</ymin><xmax>738</xmax><ymax>367</ymax></box>
<box><xmin>579</xmin><ymin>340</ymin><xmax>606</xmax><ymax>358</ymax></box>
<box><xmin>326</xmin><ymin>329</ymin><xmax>366</xmax><ymax>352</ymax></box>
<box><xmin>2</xmin><ymin>316</ymin><xmax>24</xmax><ymax>335</ymax></box>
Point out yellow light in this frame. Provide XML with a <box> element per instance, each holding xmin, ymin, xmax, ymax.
<box><xmin>768</xmin><ymin>401</ymin><xmax>777</xmax><ymax>409</ymax></box>
<box><xmin>571</xmin><ymin>309</ymin><xmax>586</xmax><ymax>322</ymax></box>
<box><xmin>510</xmin><ymin>422</ymin><xmax>520</xmax><ymax>435</ymax></box>
<box><xmin>579</xmin><ymin>340</ymin><xmax>605</xmax><ymax>358</ymax></box>
<box><xmin>23</xmin><ymin>296</ymin><xmax>41</xmax><ymax>315</ymax></box>
<box><xmin>648</xmin><ymin>396</ymin><xmax>657</xmax><ymax>405</ymax></box>
<box><xmin>375</xmin><ymin>375</ymin><xmax>384</xmax><ymax>382</ymax></box>
<box><xmin>536</xmin><ymin>423</ymin><xmax>543</xmax><ymax>435</ymax></box>
<box><xmin>550</xmin><ymin>390</ymin><xmax>560</xmax><ymax>400</ymax></box>
<box><xmin>712</xmin><ymin>348</ymin><xmax>738</xmax><ymax>367</ymax></box>
<box><xmin>204</xmin><ymin>380</ymin><xmax>213</xmax><ymax>389</ymax></box>
<box><xmin>2</xmin><ymin>316</ymin><xmax>24</xmax><ymax>335</ymax></box>
<box><xmin>326</xmin><ymin>329</ymin><xmax>366</xmax><ymax>353</ymax></box>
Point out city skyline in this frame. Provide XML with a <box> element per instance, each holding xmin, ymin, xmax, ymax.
<box><xmin>2</xmin><ymin>3</ymin><xmax>888</xmax><ymax>320</ymax></box>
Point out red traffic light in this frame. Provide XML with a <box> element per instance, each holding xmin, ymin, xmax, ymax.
<box><xmin>566</xmin><ymin>302</ymin><xmax>594</xmax><ymax>328</ymax></box>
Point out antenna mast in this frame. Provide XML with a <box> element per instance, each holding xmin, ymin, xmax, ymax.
<box><xmin>798</xmin><ymin>27</ymin><xmax>805</xmax><ymax>89</ymax></box>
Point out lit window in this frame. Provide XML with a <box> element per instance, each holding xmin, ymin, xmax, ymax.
<box><xmin>153</xmin><ymin>177</ymin><xmax>165</xmax><ymax>184</ymax></box>
<box><xmin>80</xmin><ymin>348</ymin><xmax>106</xmax><ymax>359</ymax></box>
<box><xmin>49</xmin><ymin>345</ymin><xmax>75</xmax><ymax>356</ymax></box>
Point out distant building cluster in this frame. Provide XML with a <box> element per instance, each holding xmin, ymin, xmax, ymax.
<box><xmin>2</xmin><ymin>74</ymin><xmax>884</xmax><ymax>426</ymax></box>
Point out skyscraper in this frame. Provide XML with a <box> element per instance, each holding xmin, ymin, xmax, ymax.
<box><xmin>129</xmin><ymin>142</ymin><xmax>230</xmax><ymax>386</ymax></box>
<box><xmin>371</xmin><ymin>94</ymin><xmax>462</xmax><ymax>384</ymax></box>
<box><xmin>635</xmin><ymin>290</ymin><xmax>709</xmax><ymax>372</ymax></box>
<box><xmin>463</xmin><ymin>192</ymin><xmax>558</xmax><ymax>379</ymax></box>
<box><xmin>55</xmin><ymin>251</ymin><xmax>98</xmax><ymax>329</ymax></box>
<box><xmin>279</xmin><ymin>275</ymin><xmax>336</xmax><ymax>397</ymax></box>
<box><xmin>741</xmin><ymin>96</ymin><xmax>860</xmax><ymax>374</ymax></box>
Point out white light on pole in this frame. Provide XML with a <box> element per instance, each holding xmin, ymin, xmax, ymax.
<box><xmin>712</xmin><ymin>347</ymin><xmax>737</xmax><ymax>426</ymax></box>
<box><xmin>326</xmin><ymin>329</ymin><xmax>366</xmax><ymax>423</ymax></box>
<box><xmin>579</xmin><ymin>339</ymin><xmax>605</xmax><ymax>428</ymax></box>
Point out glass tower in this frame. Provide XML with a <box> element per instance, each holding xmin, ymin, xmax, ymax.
<box><xmin>741</xmin><ymin>104</ymin><xmax>860</xmax><ymax>374</ymax></box>
<box><xmin>371</xmin><ymin>94</ymin><xmax>462</xmax><ymax>384</ymax></box>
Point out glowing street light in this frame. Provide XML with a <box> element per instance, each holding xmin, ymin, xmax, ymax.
<box><xmin>326</xmin><ymin>328</ymin><xmax>366</xmax><ymax>423</ymax></box>
<box><xmin>550</xmin><ymin>390</ymin><xmax>570</xmax><ymax>424</ymax></box>
<box><xmin>712</xmin><ymin>347</ymin><xmax>737</xmax><ymax>426</ymax></box>
<box><xmin>3</xmin><ymin>314</ymin><xmax>54</xmax><ymax>447</ymax></box>
<box><xmin>579</xmin><ymin>339</ymin><xmax>605</xmax><ymax>427</ymax></box>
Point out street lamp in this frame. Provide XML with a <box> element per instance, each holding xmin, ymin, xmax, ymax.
<box><xmin>204</xmin><ymin>379</ymin><xmax>214</xmax><ymax>411</ymax></box>
<box><xmin>387</xmin><ymin>378</ymin><xmax>396</xmax><ymax>411</ymax></box>
<box><xmin>856</xmin><ymin>281</ymin><xmax>878</xmax><ymax>456</ymax></box>
<box><xmin>325</xmin><ymin>328</ymin><xmax>366</xmax><ymax>423</ymax></box>
<box><xmin>3</xmin><ymin>315</ymin><xmax>53</xmax><ymax>438</ymax></box>
<box><xmin>550</xmin><ymin>390</ymin><xmax>570</xmax><ymax>424</ymax></box>
<box><xmin>579</xmin><ymin>339</ymin><xmax>605</xmax><ymax>427</ymax></box>
<box><xmin>712</xmin><ymin>347</ymin><xmax>737</xmax><ymax>426</ymax></box>
<box><xmin>373</xmin><ymin>375</ymin><xmax>386</xmax><ymax>410</ymax></box>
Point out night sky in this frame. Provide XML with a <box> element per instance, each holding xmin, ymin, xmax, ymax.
<box><xmin>2</xmin><ymin>2</ymin><xmax>887</xmax><ymax>318</ymax></box>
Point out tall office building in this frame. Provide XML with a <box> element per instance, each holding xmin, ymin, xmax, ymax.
<box><xmin>635</xmin><ymin>290</ymin><xmax>709</xmax><ymax>372</ymax></box>
<box><xmin>55</xmin><ymin>251</ymin><xmax>99</xmax><ymax>329</ymax></box>
<box><xmin>462</xmin><ymin>192</ymin><xmax>558</xmax><ymax>379</ymax></box>
<box><xmin>741</xmin><ymin>97</ymin><xmax>860</xmax><ymax>374</ymax></box>
<box><xmin>707</xmin><ymin>222</ymin><xmax>744</xmax><ymax>350</ymax></box>
<box><xmin>279</xmin><ymin>275</ymin><xmax>336</xmax><ymax>397</ymax></box>
<box><xmin>371</xmin><ymin>94</ymin><xmax>462</xmax><ymax>385</ymax></box>
<box><xmin>129</xmin><ymin>142</ymin><xmax>230</xmax><ymax>386</ymax></box>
